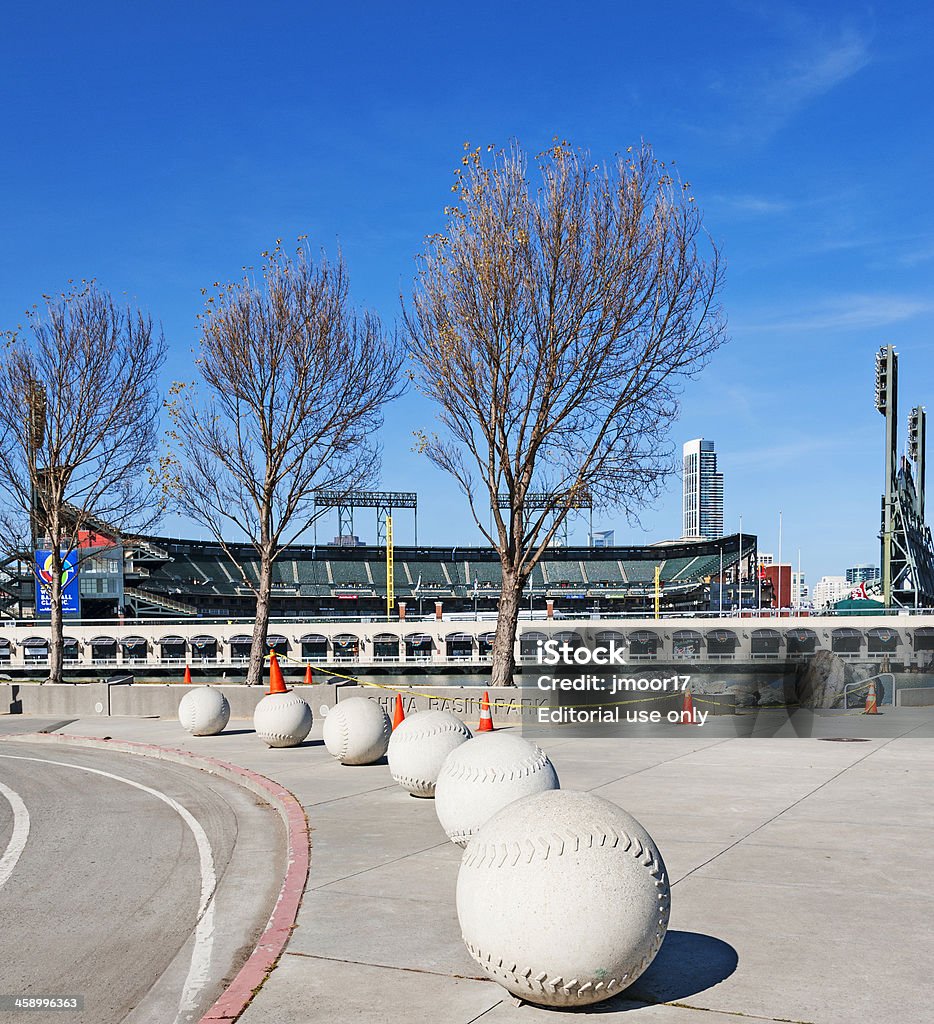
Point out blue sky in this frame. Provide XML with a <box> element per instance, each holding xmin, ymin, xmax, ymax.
<box><xmin>1</xmin><ymin>1</ymin><xmax>931</xmax><ymax>583</ymax></box>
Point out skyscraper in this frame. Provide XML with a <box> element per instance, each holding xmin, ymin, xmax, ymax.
<box><xmin>682</xmin><ymin>438</ymin><xmax>724</xmax><ymax>539</ymax></box>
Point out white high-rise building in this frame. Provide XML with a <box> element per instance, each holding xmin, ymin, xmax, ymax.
<box><xmin>682</xmin><ymin>438</ymin><xmax>724</xmax><ymax>540</ymax></box>
<box><xmin>813</xmin><ymin>575</ymin><xmax>849</xmax><ymax>608</ymax></box>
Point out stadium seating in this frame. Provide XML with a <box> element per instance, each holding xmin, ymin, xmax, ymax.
<box><xmin>445</xmin><ymin>560</ymin><xmax>468</xmax><ymax>585</ymax></box>
<box><xmin>271</xmin><ymin>561</ymin><xmax>297</xmax><ymax>584</ymax></box>
<box><xmin>528</xmin><ymin>563</ymin><xmax>548</xmax><ymax>589</ymax></box>
<box><xmin>542</xmin><ymin>561</ymin><xmax>587</xmax><ymax>585</ymax></box>
<box><xmin>581</xmin><ymin>560</ymin><xmax>625</xmax><ymax>584</ymax></box>
<box><xmin>329</xmin><ymin>561</ymin><xmax>372</xmax><ymax>586</ymax></box>
<box><xmin>368</xmin><ymin>562</ymin><xmax>388</xmax><ymax>586</ymax></box>
<box><xmin>621</xmin><ymin>561</ymin><xmax>658</xmax><ymax>582</ymax></box>
<box><xmin>467</xmin><ymin>561</ymin><xmax>503</xmax><ymax>587</ymax></box>
<box><xmin>659</xmin><ymin>557</ymin><xmax>694</xmax><ymax>581</ymax></box>
<box><xmin>404</xmin><ymin>561</ymin><xmax>450</xmax><ymax>587</ymax></box>
<box><xmin>117</xmin><ymin>533</ymin><xmax>756</xmax><ymax>618</ymax></box>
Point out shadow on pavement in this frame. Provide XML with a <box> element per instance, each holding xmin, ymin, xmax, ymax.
<box><xmin>513</xmin><ymin>931</ymin><xmax>738</xmax><ymax>1014</ymax></box>
<box><xmin>622</xmin><ymin>930</ymin><xmax>738</xmax><ymax>1006</ymax></box>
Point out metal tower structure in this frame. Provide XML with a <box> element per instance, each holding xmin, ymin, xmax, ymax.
<box><xmin>876</xmin><ymin>345</ymin><xmax>934</xmax><ymax>607</ymax></box>
<box><xmin>494</xmin><ymin>491</ymin><xmax>594</xmax><ymax>547</ymax></box>
<box><xmin>314</xmin><ymin>490</ymin><xmax>418</xmax><ymax>546</ymax></box>
<box><xmin>876</xmin><ymin>345</ymin><xmax>898</xmax><ymax>605</ymax></box>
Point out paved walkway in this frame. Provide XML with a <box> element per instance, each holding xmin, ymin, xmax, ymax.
<box><xmin>5</xmin><ymin>705</ymin><xmax>934</xmax><ymax>1024</ymax></box>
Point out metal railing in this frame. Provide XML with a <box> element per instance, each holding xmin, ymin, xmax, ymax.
<box><xmin>842</xmin><ymin>672</ymin><xmax>895</xmax><ymax>708</ymax></box>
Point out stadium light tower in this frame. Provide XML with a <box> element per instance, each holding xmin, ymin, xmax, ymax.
<box><xmin>876</xmin><ymin>345</ymin><xmax>898</xmax><ymax>606</ymax></box>
<box><xmin>874</xmin><ymin>348</ymin><xmax>934</xmax><ymax>608</ymax></box>
<box><xmin>494</xmin><ymin>491</ymin><xmax>593</xmax><ymax>547</ymax></box>
<box><xmin>314</xmin><ymin>490</ymin><xmax>417</xmax><ymax>546</ymax></box>
<box><xmin>909</xmin><ymin>405</ymin><xmax>926</xmax><ymax>521</ymax></box>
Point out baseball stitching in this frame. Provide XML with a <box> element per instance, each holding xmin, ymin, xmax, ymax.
<box><xmin>442</xmin><ymin>746</ymin><xmax>551</xmax><ymax>784</ymax></box>
<box><xmin>390</xmin><ymin>772</ymin><xmax>436</xmax><ymax>794</ymax></box>
<box><xmin>393</xmin><ymin>723</ymin><xmax>471</xmax><ymax>742</ymax></box>
<box><xmin>336</xmin><ymin>706</ymin><xmax>350</xmax><ymax>759</ymax></box>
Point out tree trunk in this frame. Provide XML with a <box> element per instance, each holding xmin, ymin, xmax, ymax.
<box><xmin>490</xmin><ymin>569</ymin><xmax>523</xmax><ymax>687</ymax></box>
<box><xmin>246</xmin><ymin>554</ymin><xmax>273</xmax><ymax>687</ymax></box>
<box><xmin>48</xmin><ymin>561</ymin><xmax>64</xmax><ymax>685</ymax></box>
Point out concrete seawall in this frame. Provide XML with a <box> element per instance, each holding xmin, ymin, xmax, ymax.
<box><xmin>337</xmin><ymin>684</ymin><xmax>737</xmax><ymax>721</ymax></box>
<box><xmin>3</xmin><ymin>680</ymin><xmax>738</xmax><ymax>720</ymax></box>
<box><xmin>6</xmin><ymin>682</ymin><xmax>272</xmax><ymax>719</ymax></box>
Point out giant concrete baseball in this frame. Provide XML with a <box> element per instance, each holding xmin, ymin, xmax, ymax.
<box><xmin>323</xmin><ymin>696</ymin><xmax>392</xmax><ymax>765</ymax></box>
<box><xmin>457</xmin><ymin>790</ymin><xmax>670</xmax><ymax>1007</ymax></box>
<box><xmin>253</xmin><ymin>691</ymin><xmax>313</xmax><ymax>747</ymax></box>
<box><xmin>387</xmin><ymin>710</ymin><xmax>472</xmax><ymax>797</ymax></box>
<box><xmin>177</xmin><ymin>686</ymin><xmax>230</xmax><ymax>736</ymax></box>
<box><xmin>435</xmin><ymin>733</ymin><xmax>559</xmax><ymax>846</ymax></box>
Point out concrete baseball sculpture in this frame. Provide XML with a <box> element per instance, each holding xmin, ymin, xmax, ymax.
<box><xmin>456</xmin><ymin>790</ymin><xmax>670</xmax><ymax>1007</ymax></box>
<box><xmin>387</xmin><ymin>709</ymin><xmax>472</xmax><ymax>797</ymax></box>
<box><xmin>177</xmin><ymin>686</ymin><xmax>230</xmax><ymax>736</ymax></box>
<box><xmin>323</xmin><ymin>696</ymin><xmax>392</xmax><ymax>765</ymax></box>
<box><xmin>435</xmin><ymin>733</ymin><xmax>559</xmax><ymax>846</ymax></box>
<box><xmin>253</xmin><ymin>690</ymin><xmax>313</xmax><ymax>747</ymax></box>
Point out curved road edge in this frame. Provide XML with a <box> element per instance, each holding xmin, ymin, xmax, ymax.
<box><xmin>0</xmin><ymin>731</ymin><xmax>311</xmax><ymax>1024</ymax></box>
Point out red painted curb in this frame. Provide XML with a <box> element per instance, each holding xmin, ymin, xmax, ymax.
<box><xmin>0</xmin><ymin>732</ymin><xmax>310</xmax><ymax>1023</ymax></box>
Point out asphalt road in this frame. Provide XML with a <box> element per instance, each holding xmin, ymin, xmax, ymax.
<box><xmin>0</xmin><ymin>737</ymin><xmax>285</xmax><ymax>1024</ymax></box>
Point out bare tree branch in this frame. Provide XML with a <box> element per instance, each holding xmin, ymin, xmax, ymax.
<box><xmin>0</xmin><ymin>282</ymin><xmax>166</xmax><ymax>681</ymax></box>
<box><xmin>164</xmin><ymin>240</ymin><xmax>404</xmax><ymax>686</ymax></box>
<box><xmin>406</xmin><ymin>140</ymin><xmax>727</xmax><ymax>685</ymax></box>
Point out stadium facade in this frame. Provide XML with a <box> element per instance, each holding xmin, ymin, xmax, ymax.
<box><xmin>1</xmin><ymin>531</ymin><xmax>759</xmax><ymax>621</ymax></box>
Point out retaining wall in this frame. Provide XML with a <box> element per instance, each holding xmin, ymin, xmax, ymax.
<box><xmin>336</xmin><ymin>684</ymin><xmax>737</xmax><ymax>721</ymax></box>
<box><xmin>5</xmin><ymin>680</ymin><xmax>737</xmax><ymax>720</ymax></box>
<box><xmin>896</xmin><ymin>686</ymin><xmax>934</xmax><ymax>707</ymax></box>
<box><xmin>11</xmin><ymin>682</ymin><xmax>289</xmax><ymax>719</ymax></box>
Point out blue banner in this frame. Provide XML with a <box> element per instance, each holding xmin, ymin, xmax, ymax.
<box><xmin>35</xmin><ymin>550</ymin><xmax>80</xmax><ymax>616</ymax></box>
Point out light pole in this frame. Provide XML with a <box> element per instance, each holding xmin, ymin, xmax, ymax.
<box><xmin>719</xmin><ymin>545</ymin><xmax>724</xmax><ymax>615</ymax></box>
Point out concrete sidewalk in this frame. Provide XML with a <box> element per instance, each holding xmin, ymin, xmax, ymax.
<box><xmin>7</xmin><ymin>706</ymin><xmax>934</xmax><ymax>1024</ymax></box>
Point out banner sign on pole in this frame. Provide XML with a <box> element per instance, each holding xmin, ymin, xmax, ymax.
<box><xmin>35</xmin><ymin>549</ymin><xmax>81</xmax><ymax>616</ymax></box>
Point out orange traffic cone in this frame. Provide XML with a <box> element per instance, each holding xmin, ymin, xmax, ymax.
<box><xmin>267</xmin><ymin>652</ymin><xmax>288</xmax><ymax>695</ymax></box>
<box><xmin>679</xmin><ymin>686</ymin><xmax>696</xmax><ymax>725</ymax></box>
<box><xmin>392</xmin><ymin>693</ymin><xmax>405</xmax><ymax>729</ymax></box>
<box><xmin>477</xmin><ymin>690</ymin><xmax>494</xmax><ymax>732</ymax></box>
<box><xmin>303</xmin><ymin>664</ymin><xmax>314</xmax><ymax>686</ymax></box>
<box><xmin>183</xmin><ymin>664</ymin><xmax>192</xmax><ymax>685</ymax></box>
<box><xmin>865</xmin><ymin>680</ymin><xmax>879</xmax><ymax>715</ymax></box>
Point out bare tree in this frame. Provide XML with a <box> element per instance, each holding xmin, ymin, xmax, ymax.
<box><xmin>165</xmin><ymin>241</ymin><xmax>403</xmax><ymax>687</ymax></box>
<box><xmin>0</xmin><ymin>282</ymin><xmax>166</xmax><ymax>682</ymax></box>
<box><xmin>407</xmin><ymin>141</ymin><xmax>726</xmax><ymax>686</ymax></box>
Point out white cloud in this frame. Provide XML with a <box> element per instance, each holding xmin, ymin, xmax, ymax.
<box><xmin>734</xmin><ymin>293</ymin><xmax>933</xmax><ymax>333</ymax></box>
<box><xmin>712</xmin><ymin>194</ymin><xmax>792</xmax><ymax>215</ymax></box>
<box><xmin>723</xmin><ymin>429</ymin><xmax>875</xmax><ymax>471</ymax></box>
<box><xmin>713</xmin><ymin>21</ymin><xmax>872</xmax><ymax>143</ymax></box>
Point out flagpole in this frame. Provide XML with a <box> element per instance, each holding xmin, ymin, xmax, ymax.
<box><xmin>777</xmin><ymin>510</ymin><xmax>783</xmax><ymax>614</ymax></box>
<box><xmin>738</xmin><ymin>514</ymin><xmax>743</xmax><ymax>615</ymax></box>
<box><xmin>719</xmin><ymin>546</ymin><xmax>723</xmax><ymax>615</ymax></box>
<box><xmin>797</xmin><ymin>548</ymin><xmax>801</xmax><ymax>611</ymax></box>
